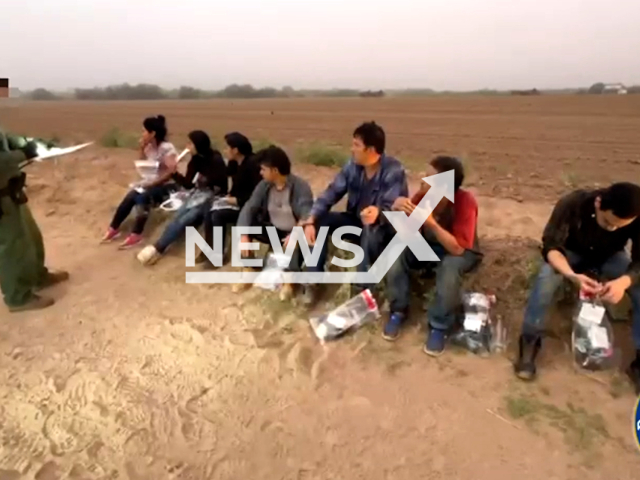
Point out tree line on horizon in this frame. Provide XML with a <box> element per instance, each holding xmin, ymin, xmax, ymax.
<box><xmin>19</xmin><ymin>82</ymin><xmax>640</xmax><ymax>101</ymax></box>
<box><xmin>24</xmin><ymin>84</ymin><xmax>382</xmax><ymax>101</ymax></box>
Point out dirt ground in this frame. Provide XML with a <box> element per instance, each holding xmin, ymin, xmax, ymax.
<box><xmin>1</xmin><ymin>97</ymin><xmax>639</xmax><ymax>479</ymax></box>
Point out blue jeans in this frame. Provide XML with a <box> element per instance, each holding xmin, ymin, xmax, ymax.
<box><xmin>386</xmin><ymin>244</ymin><xmax>482</xmax><ymax>330</ymax></box>
<box><xmin>523</xmin><ymin>250</ymin><xmax>640</xmax><ymax>349</ymax></box>
<box><xmin>154</xmin><ymin>201</ymin><xmax>208</xmax><ymax>253</ymax></box>
<box><xmin>305</xmin><ymin>212</ymin><xmax>391</xmax><ymax>290</ymax></box>
<box><xmin>110</xmin><ymin>183</ymin><xmax>176</xmax><ymax>235</ymax></box>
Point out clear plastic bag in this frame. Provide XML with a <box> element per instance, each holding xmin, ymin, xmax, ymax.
<box><xmin>253</xmin><ymin>253</ymin><xmax>292</xmax><ymax>291</ymax></box>
<box><xmin>159</xmin><ymin>190</ymin><xmax>190</xmax><ymax>211</ymax></box>
<box><xmin>210</xmin><ymin>197</ymin><xmax>239</xmax><ymax>212</ymax></box>
<box><xmin>572</xmin><ymin>294</ymin><xmax>616</xmax><ymax>371</ymax></box>
<box><xmin>184</xmin><ymin>191</ymin><xmax>209</xmax><ymax>209</ymax></box>
<box><xmin>309</xmin><ymin>289</ymin><xmax>380</xmax><ymax>342</ymax></box>
<box><xmin>450</xmin><ymin>292</ymin><xmax>505</xmax><ymax>356</ymax></box>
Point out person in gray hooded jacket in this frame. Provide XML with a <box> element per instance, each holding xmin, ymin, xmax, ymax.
<box><xmin>235</xmin><ymin>145</ymin><xmax>314</xmax><ymax>299</ymax></box>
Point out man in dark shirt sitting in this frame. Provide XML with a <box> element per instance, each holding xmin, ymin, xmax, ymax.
<box><xmin>515</xmin><ymin>182</ymin><xmax>640</xmax><ymax>393</ymax></box>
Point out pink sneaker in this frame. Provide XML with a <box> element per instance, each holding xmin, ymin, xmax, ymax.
<box><xmin>118</xmin><ymin>233</ymin><xmax>143</xmax><ymax>249</ymax></box>
<box><xmin>101</xmin><ymin>227</ymin><xmax>120</xmax><ymax>243</ymax></box>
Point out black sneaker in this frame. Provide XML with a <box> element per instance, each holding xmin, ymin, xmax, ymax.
<box><xmin>626</xmin><ymin>352</ymin><xmax>640</xmax><ymax>395</ymax></box>
<box><xmin>514</xmin><ymin>334</ymin><xmax>542</xmax><ymax>381</ymax></box>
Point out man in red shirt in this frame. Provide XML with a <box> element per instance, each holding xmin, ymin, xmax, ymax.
<box><xmin>383</xmin><ymin>156</ymin><xmax>483</xmax><ymax>356</ymax></box>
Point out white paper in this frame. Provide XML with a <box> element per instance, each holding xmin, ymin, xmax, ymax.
<box><xmin>313</xmin><ymin>322</ymin><xmax>329</xmax><ymax>341</ymax></box>
<box><xmin>176</xmin><ymin>148</ymin><xmax>190</xmax><ymax>163</ymax></box>
<box><xmin>253</xmin><ymin>253</ymin><xmax>292</xmax><ymax>290</ymax></box>
<box><xmin>32</xmin><ymin>142</ymin><xmax>93</xmax><ymax>161</ymax></box>
<box><xmin>134</xmin><ymin>160</ymin><xmax>160</xmax><ymax>182</ymax></box>
<box><xmin>463</xmin><ymin>313</ymin><xmax>486</xmax><ymax>333</ymax></box>
<box><xmin>578</xmin><ymin>302</ymin><xmax>605</xmax><ymax>326</ymax></box>
<box><xmin>253</xmin><ymin>270</ymin><xmax>284</xmax><ymax>291</ymax></box>
<box><xmin>588</xmin><ymin>325</ymin><xmax>610</xmax><ymax>349</ymax></box>
<box><xmin>464</xmin><ymin>293</ymin><xmax>491</xmax><ymax>310</ymax></box>
<box><xmin>325</xmin><ymin>312</ymin><xmax>349</xmax><ymax>330</ymax></box>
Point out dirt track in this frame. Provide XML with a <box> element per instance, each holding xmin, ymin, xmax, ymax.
<box><xmin>0</xmin><ymin>97</ymin><xmax>639</xmax><ymax>479</ymax></box>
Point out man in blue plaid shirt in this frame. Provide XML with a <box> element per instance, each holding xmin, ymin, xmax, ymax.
<box><xmin>299</xmin><ymin>121</ymin><xmax>408</xmax><ymax>306</ymax></box>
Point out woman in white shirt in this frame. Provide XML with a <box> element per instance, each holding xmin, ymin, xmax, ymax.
<box><xmin>101</xmin><ymin>115</ymin><xmax>178</xmax><ymax>249</ymax></box>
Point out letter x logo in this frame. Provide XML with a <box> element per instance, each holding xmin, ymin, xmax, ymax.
<box><xmin>361</xmin><ymin>169</ymin><xmax>455</xmax><ymax>284</ymax></box>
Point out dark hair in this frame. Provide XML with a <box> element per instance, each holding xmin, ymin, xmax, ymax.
<box><xmin>258</xmin><ymin>145</ymin><xmax>291</xmax><ymax>175</ymax></box>
<box><xmin>224</xmin><ymin>132</ymin><xmax>253</xmax><ymax>157</ymax></box>
<box><xmin>353</xmin><ymin>121</ymin><xmax>385</xmax><ymax>154</ymax></box>
<box><xmin>599</xmin><ymin>182</ymin><xmax>640</xmax><ymax>219</ymax></box>
<box><xmin>188</xmin><ymin>130</ymin><xmax>213</xmax><ymax>157</ymax></box>
<box><xmin>143</xmin><ymin>115</ymin><xmax>167</xmax><ymax>143</ymax></box>
<box><xmin>430</xmin><ymin>156</ymin><xmax>465</xmax><ymax>191</ymax></box>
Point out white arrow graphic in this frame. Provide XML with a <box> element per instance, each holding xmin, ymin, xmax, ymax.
<box><xmin>356</xmin><ymin>169</ymin><xmax>455</xmax><ymax>284</ymax></box>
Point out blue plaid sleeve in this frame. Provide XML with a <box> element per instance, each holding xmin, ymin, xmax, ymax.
<box><xmin>377</xmin><ymin>162</ymin><xmax>408</xmax><ymax>212</ymax></box>
<box><xmin>309</xmin><ymin>162</ymin><xmax>352</xmax><ymax>219</ymax></box>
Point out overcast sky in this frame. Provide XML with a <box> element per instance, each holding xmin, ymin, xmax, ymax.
<box><xmin>3</xmin><ymin>0</ymin><xmax>640</xmax><ymax>91</ymax></box>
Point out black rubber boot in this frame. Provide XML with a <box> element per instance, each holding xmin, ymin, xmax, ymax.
<box><xmin>626</xmin><ymin>350</ymin><xmax>640</xmax><ymax>395</ymax></box>
<box><xmin>514</xmin><ymin>334</ymin><xmax>542</xmax><ymax>381</ymax></box>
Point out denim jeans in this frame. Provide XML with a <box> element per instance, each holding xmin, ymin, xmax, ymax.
<box><xmin>386</xmin><ymin>243</ymin><xmax>482</xmax><ymax>331</ymax></box>
<box><xmin>203</xmin><ymin>208</ymin><xmax>240</xmax><ymax>264</ymax></box>
<box><xmin>523</xmin><ymin>250</ymin><xmax>640</xmax><ymax>349</ymax></box>
<box><xmin>154</xmin><ymin>201</ymin><xmax>209</xmax><ymax>254</ymax></box>
<box><xmin>305</xmin><ymin>211</ymin><xmax>392</xmax><ymax>290</ymax></box>
<box><xmin>110</xmin><ymin>184</ymin><xmax>176</xmax><ymax>235</ymax></box>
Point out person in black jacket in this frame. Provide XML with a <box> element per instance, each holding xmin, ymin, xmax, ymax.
<box><xmin>514</xmin><ymin>182</ymin><xmax>640</xmax><ymax>394</ymax></box>
<box><xmin>137</xmin><ymin>130</ymin><xmax>227</xmax><ymax>265</ymax></box>
<box><xmin>199</xmin><ymin>132</ymin><xmax>262</xmax><ymax>267</ymax></box>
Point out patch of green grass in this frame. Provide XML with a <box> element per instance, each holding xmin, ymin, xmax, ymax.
<box><xmin>459</xmin><ymin>153</ymin><xmax>473</xmax><ymax>178</ymax></box>
<box><xmin>422</xmin><ymin>288</ymin><xmax>436</xmax><ymax>311</ymax></box>
<box><xmin>296</xmin><ymin>142</ymin><xmax>350</xmax><ymax>168</ymax></box>
<box><xmin>505</xmin><ymin>395</ymin><xmax>539</xmax><ymax>419</ymax></box>
<box><xmin>252</xmin><ymin>137</ymin><xmax>278</xmax><ymax>151</ymax></box>
<box><xmin>608</xmin><ymin>375</ymin><xmax>628</xmax><ymax>399</ymax></box>
<box><xmin>259</xmin><ymin>290</ymin><xmax>294</xmax><ymax>321</ymax></box>
<box><xmin>525</xmin><ymin>256</ymin><xmax>542</xmax><ymax>289</ymax></box>
<box><xmin>504</xmin><ymin>394</ymin><xmax>610</xmax><ymax>453</ymax></box>
<box><xmin>562</xmin><ymin>171</ymin><xmax>579</xmax><ymax>189</ymax></box>
<box><xmin>100</xmin><ymin>127</ymin><xmax>138</xmax><ymax>149</ymax></box>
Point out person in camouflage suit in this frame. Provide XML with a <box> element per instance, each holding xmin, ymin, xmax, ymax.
<box><xmin>0</xmin><ymin>127</ymin><xmax>68</xmax><ymax>312</ymax></box>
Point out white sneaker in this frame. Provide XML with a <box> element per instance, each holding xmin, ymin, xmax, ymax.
<box><xmin>137</xmin><ymin>245</ymin><xmax>160</xmax><ymax>266</ymax></box>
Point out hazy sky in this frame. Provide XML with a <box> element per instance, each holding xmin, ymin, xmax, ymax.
<box><xmin>4</xmin><ymin>0</ymin><xmax>640</xmax><ymax>91</ymax></box>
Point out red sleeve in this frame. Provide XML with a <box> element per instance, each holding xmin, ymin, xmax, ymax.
<box><xmin>411</xmin><ymin>191</ymin><xmax>425</xmax><ymax>205</ymax></box>
<box><xmin>450</xmin><ymin>190</ymin><xmax>478</xmax><ymax>250</ymax></box>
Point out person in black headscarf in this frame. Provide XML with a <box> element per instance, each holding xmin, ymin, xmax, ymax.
<box><xmin>137</xmin><ymin>130</ymin><xmax>228</xmax><ymax>265</ymax></box>
<box><xmin>199</xmin><ymin>132</ymin><xmax>262</xmax><ymax>267</ymax></box>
